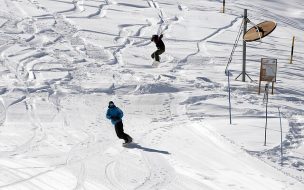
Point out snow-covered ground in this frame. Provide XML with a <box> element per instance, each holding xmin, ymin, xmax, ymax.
<box><xmin>0</xmin><ymin>0</ymin><xmax>304</xmax><ymax>189</ymax></box>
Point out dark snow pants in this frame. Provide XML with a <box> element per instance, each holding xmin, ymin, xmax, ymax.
<box><xmin>115</xmin><ymin>121</ymin><xmax>131</xmax><ymax>143</ymax></box>
<box><xmin>151</xmin><ymin>49</ymin><xmax>165</xmax><ymax>62</ymax></box>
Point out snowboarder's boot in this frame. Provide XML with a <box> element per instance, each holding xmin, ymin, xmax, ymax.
<box><xmin>127</xmin><ymin>136</ymin><xmax>133</xmax><ymax>143</ymax></box>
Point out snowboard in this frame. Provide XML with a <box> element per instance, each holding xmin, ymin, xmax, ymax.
<box><xmin>122</xmin><ymin>136</ymin><xmax>133</xmax><ymax>147</ymax></box>
<box><xmin>122</xmin><ymin>142</ymin><xmax>134</xmax><ymax>147</ymax></box>
<box><xmin>152</xmin><ymin>60</ymin><xmax>160</xmax><ymax>67</ymax></box>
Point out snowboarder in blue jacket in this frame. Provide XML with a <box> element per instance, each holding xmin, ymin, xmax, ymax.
<box><xmin>106</xmin><ymin>101</ymin><xmax>132</xmax><ymax>144</ymax></box>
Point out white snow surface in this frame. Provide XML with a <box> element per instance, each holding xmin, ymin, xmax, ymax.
<box><xmin>0</xmin><ymin>0</ymin><xmax>304</xmax><ymax>189</ymax></box>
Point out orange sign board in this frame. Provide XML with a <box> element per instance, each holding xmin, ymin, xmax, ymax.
<box><xmin>244</xmin><ymin>21</ymin><xmax>277</xmax><ymax>42</ymax></box>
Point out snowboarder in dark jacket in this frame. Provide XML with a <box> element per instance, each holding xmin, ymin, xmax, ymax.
<box><xmin>106</xmin><ymin>101</ymin><xmax>132</xmax><ymax>144</ymax></box>
<box><xmin>151</xmin><ymin>34</ymin><xmax>165</xmax><ymax>62</ymax></box>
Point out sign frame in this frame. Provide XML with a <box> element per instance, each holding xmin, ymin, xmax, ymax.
<box><xmin>259</xmin><ymin>58</ymin><xmax>277</xmax><ymax>94</ymax></box>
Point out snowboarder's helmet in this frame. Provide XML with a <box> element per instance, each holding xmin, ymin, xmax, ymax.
<box><xmin>108</xmin><ymin>101</ymin><xmax>115</xmax><ymax>108</ymax></box>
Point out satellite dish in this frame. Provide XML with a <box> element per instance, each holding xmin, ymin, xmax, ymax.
<box><xmin>243</xmin><ymin>21</ymin><xmax>277</xmax><ymax>42</ymax></box>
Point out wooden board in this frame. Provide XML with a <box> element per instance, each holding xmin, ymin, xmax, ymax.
<box><xmin>243</xmin><ymin>21</ymin><xmax>276</xmax><ymax>42</ymax></box>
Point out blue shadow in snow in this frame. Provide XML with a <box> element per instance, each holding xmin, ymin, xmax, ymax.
<box><xmin>124</xmin><ymin>143</ymin><xmax>170</xmax><ymax>155</ymax></box>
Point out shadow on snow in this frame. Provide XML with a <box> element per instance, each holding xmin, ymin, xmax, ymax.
<box><xmin>124</xmin><ymin>143</ymin><xmax>170</xmax><ymax>155</ymax></box>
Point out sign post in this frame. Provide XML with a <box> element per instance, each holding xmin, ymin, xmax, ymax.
<box><xmin>264</xmin><ymin>83</ymin><xmax>269</xmax><ymax>146</ymax></box>
<box><xmin>238</xmin><ymin>17</ymin><xmax>276</xmax><ymax>83</ymax></box>
<box><xmin>278</xmin><ymin>107</ymin><xmax>283</xmax><ymax>165</ymax></box>
<box><xmin>235</xmin><ymin>9</ymin><xmax>253</xmax><ymax>82</ymax></box>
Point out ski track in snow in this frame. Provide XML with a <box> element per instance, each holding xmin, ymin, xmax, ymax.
<box><xmin>0</xmin><ymin>1</ymin><xmax>99</xmax><ymax>188</ymax></box>
<box><xmin>104</xmin><ymin>94</ymin><xmax>178</xmax><ymax>190</ymax></box>
<box><xmin>177</xmin><ymin>15</ymin><xmax>242</xmax><ymax>67</ymax></box>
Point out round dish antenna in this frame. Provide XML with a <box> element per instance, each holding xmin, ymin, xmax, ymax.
<box><xmin>243</xmin><ymin>21</ymin><xmax>277</xmax><ymax>42</ymax></box>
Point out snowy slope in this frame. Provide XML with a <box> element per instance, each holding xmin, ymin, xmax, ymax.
<box><xmin>0</xmin><ymin>0</ymin><xmax>303</xmax><ymax>189</ymax></box>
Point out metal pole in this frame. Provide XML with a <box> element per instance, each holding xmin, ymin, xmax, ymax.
<box><xmin>278</xmin><ymin>107</ymin><xmax>283</xmax><ymax>166</ymax></box>
<box><xmin>223</xmin><ymin>0</ymin><xmax>226</xmax><ymax>13</ymax></box>
<box><xmin>228</xmin><ymin>70</ymin><xmax>232</xmax><ymax>124</ymax></box>
<box><xmin>290</xmin><ymin>36</ymin><xmax>295</xmax><ymax>64</ymax></box>
<box><xmin>242</xmin><ymin>9</ymin><xmax>247</xmax><ymax>82</ymax></box>
<box><xmin>264</xmin><ymin>84</ymin><xmax>269</xmax><ymax>146</ymax></box>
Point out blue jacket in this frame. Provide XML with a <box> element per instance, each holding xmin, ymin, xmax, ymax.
<box><xmin>106</xmin><ymin>106</ymin><xmax>124</xmax><ymax>125</ymax></box>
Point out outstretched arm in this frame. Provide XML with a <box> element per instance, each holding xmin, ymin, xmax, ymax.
<box><xmin>159</xmin><ymin>34</ymin><xmax>163</xmax><ymax>39</ymax></box>
<box><xmin>106</xmin><ymin>110</ymin><xmax>111</xmax><ymax>119</ymax></box>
